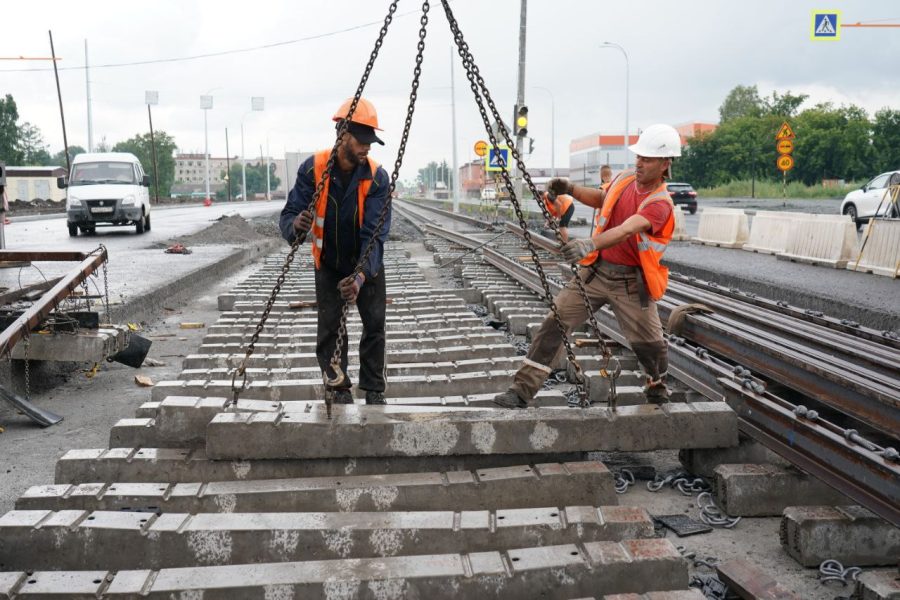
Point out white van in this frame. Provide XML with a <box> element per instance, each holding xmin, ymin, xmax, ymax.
<box><xmin>60</xmin><ymin>152</ymin><xmax>152</xmax><ymax>236</ymax></box>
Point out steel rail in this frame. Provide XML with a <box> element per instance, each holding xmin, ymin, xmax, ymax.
<box><xmin>399</xmin><ymin>199</ymin><xmax>494</xmax><ymax>229</ymax></box>
<box><xmin>720</xmin><ymin>378</ymin><xmax>899</xmax><ymax>527</ymax></box>
<box><xmin>664</xmin><ymin>283</ymin><xmax>900</xmax><ymax>378</ymax></box>
<box><xmin>669</xmin><ymin>272</ymin><xmax>900</xmax><ymax>350</ymax></box>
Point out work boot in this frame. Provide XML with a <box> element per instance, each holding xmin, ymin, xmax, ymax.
<box><xmin>644</xmin><ymin>382</ymin><xmax>670</xmax><ymax>405</ymax></box>
<box><xmin>332</xmin><ymin>388</ymin><xmax>354</xmax><ymax>404</ymax></box>
<box><xmin>493</xmin><ymin>389</ymin><xmax>528</xmax><ymax>409</ymax></box>
<box><xmin>365</xmin><ymin>391</ymin><xmax>387</xmax><ymax>405</ymax></box>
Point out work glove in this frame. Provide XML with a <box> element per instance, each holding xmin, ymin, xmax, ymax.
<box><xmin>293</xmin><ymin>210</ymin><xmax>313</xmax><ymax>236</ymax></box>
<box><xmin>560</xmin><ymin>238</ymin><xmax>596</xmax><ymax>263</ymax></box>
<box><xmin>546</xmin><ymin>177</ymin><xmax>574</xmax><ymax>199</ymax></box>
<box><xmin>338</xmin><ymin>273</ymin><xmax>365</xmax><ymax>303</ymax></box>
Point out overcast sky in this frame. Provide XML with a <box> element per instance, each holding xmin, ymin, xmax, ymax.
<box><xmin>4</xmin><ymin>0</ymin><xmax>899</xmax><ymax>180</ymax></box>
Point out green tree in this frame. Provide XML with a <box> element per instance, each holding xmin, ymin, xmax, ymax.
<box><xmin>872</xmin><ymin>108</ymin><xmax>900</xmax><ymax>174</ymax></box>
<box><xmin>18</xmin><ymin>123</ymin><xmax>50</xmax><ymax>165</ymax></box>
<box><xmin>50</xmin><ymin>145</ymin><xmax>86</xmax><ymax>168</ymax></box>
<box><xmin>718</xmin><ymin>85</ymin><xmax>764</xmax><ymax>123</ymax></box>
<box><xmin>0</xmin><ymin>94</ymin><xmax>23</xmax><ymax>164</ymax></box>
<box><xmin>792</xmin><ymin>103</ymin><xmax>873</xmax><ymax>185</ymax></box>
<box><xmin>112</xmin><ymin>131</ymin><xmax>177</xmax><ymax>197</ymax></box>
<box><xmin>764</xmin><ymin>90</ymin><xmax>808</xmax><ymax>118</ymax></box>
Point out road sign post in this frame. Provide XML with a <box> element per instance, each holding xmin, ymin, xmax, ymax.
<box><xmin>776</xmin><ymin>121</ymin><xmax>795</xmax><ymax>207</ymax></box>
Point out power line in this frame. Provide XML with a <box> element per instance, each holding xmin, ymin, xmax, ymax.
<box><xmin>0</xmin><ymin>7</ymin><xmax>424</xmax><ymax>73</ymax></box>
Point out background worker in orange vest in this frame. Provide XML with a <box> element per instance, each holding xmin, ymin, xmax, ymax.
<box><xmin>279</xmin><ymin>98</ymin><xmax>392</xmax><ymax>405</ymax></box>
<box><xmin>542</xmin><ymin>192</ymin><xmax>575</xmax><ymax>241</ymax></box>
<box><xmin>494</xmin><ymin>124</ymin><xmax>681</xmax><ymax>408</ymax></box>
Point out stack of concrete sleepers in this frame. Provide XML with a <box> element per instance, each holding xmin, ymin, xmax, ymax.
<box><xmin>0</xmin><ymin>243</ymin><xmax>737</xmax><ymax>598</ymax></box>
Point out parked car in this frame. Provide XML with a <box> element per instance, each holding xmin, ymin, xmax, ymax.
<box><xmin>666</xmin><ymin>182</ymin><xmax>698</xmax><ymax>214</ymax></box>
<box><xmin>58</xmin><ymin>152</ymin><xmax>152</xmax><ymax>236</ymax></box>
<box><xmin>840</xmin><ymin>170</ymin><xmax>900</xmax><ymax>227</ymax></box>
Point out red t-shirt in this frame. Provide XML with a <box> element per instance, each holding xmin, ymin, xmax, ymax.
<box><xmin>599</xmin><ymin>182</ymin><xmax>673</xmax><ymax>266</ymax></box>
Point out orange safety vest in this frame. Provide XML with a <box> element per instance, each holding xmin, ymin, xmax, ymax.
<box><xmin>310</xmin><ymin>149</ymin><xmax>380</xmax><ymax>269</ymax></box>
<box><xmin>544</xmin><ymin>193</ymin><xmax>574</xmax><ymax>220</ymax></box>
<box><xmin>580</xmin><ymin>170</ymin><xmax>675</xmax><ymax>301</ymax></box>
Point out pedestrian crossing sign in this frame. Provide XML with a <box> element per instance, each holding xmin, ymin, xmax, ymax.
<box><xmin>811</xmin><ymin>10</ymin><xmax>841</xmax><ymax>40</ymax></box>
<box><xmin>485</xmin><ymin>146</ymin><xmax>511</xmax><ymax>172</ymax></box>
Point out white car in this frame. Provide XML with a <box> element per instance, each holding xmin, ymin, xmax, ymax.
<box><xmin>840</xmin><ymin>170</ymin><xmax>900</xmax><ymax>227</ymax></box>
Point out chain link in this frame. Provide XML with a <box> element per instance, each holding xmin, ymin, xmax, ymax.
<box><xmin>100</xmin><ymin>245</ymin><xmax>111</xmax><ymax>324</ymax></box>
<box><xmin>230</xmin><ymin>0</ymin><xmax>403</xmax><ymax>411</ymax></box>
<box><xmin>441</xmin><ymin>0</ymin><xmax>615</xmax><ymax>407</ymax></box>
<box><xmin>23</xmin><ymin>336</ymin><xmax>30</xmax><ymax>401</ymax></box>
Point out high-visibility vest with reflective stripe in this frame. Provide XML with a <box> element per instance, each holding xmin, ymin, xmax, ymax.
<box><xmin>580</xmin><ymin>169</ymin><xmax>675</xmax><ymax>301</ymax></box>
<box><xmin>310</xmin><ymin>149</ymin><xmax>380</xmax><ymax>270</ymax></box>
<box><xmin>544</xmin><ymin>193</ymin><xmax>574</xmax><ymax>219</ymax></box>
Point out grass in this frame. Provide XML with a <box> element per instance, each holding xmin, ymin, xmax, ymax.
<box><xmin>700</xmin><ymin>179</ymin><xmax>864</xmax><ymax>199</ymax></box>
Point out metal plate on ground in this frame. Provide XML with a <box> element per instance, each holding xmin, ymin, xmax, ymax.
<box><xmin>653</xmin><ymin>513</ymin><xmax>712</xmax><ymax>537</ymax></box>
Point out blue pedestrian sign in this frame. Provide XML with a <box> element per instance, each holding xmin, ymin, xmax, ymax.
<box><xmin>811</xmin><ymin>10</ymin><xmax>841</xmax><ymax>40</ymax></box>
<box><xmin>485</xmin><ymin>146</ymin><xmax>510</xmax><ymax>172</ymax></box>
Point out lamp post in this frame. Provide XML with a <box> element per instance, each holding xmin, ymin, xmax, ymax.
<box><xmin>145</xmin><ymin>91</ymin><xmax>160</xmax><ymax>205</ymax></box>
<box><xmin>241</xmin><ymin>97</ymin><xmax>264</xmax><ymax>202</ymax></box>
<box><xmin>200</xmin><ymin>94</ymin><xmax>213</xmax><ymax>203</ymax></box>
<box><xmin>600</xmin><ymin>42</ymin><xmax>630</xmax><ymax>170</ymax></box>
<box><xmin>531</xmin><ymin>86</ymin><xmax>555</xmax><ymax>177</ymax></box>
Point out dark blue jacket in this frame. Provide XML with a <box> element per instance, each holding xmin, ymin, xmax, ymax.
<box><xmin>279</xmin><ymin>153</ymin><xmax>391</xmax><ymax>278</ymax></box>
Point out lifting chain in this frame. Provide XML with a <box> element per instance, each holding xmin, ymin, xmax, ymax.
<box><xmin>98</xmin><ymin>244</ymin><xmax>111</xmax><ymax>325</ymax></box>
<box><xmin>23</xmin><ymin>336</ymin><xmax>30</xmax><ymax>401</ymax></box>
<box><xmin>229</xmin><ymin>0</ymin><xmax>414</xmax><ymax>417</ymax></box>
<box><xmin>441</xmin><ymin>0</ymin><xmax>617</xmax><ymax>408</ymax></box>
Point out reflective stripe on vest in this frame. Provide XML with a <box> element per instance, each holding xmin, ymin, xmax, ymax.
<box><xmin>310</xmin><ymin>149</ymin><xmax>380</xmax><ymax>269</ymax></box>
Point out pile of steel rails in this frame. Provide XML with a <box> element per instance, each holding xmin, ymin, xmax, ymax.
<box><xmin>395</xmin><ymin>199</ymin><xmax>900</xmax><ymax>527</ymax></box>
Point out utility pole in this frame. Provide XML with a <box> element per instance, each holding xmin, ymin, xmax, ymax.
<box><xmin>450</xmin><ymin>47</ymin><xmax>460</xmax><ymax>213</ymax></box>
<box><xmin>513</xmin><ymin>0</ymin><xmax>528</xmax><ymax>202</ymax></box>
<box><xmin>264</xmin><ymin>141</ymin><xmax>271</xmax><ymax>202</ymax></box>
<box><xmin>225</xmin><ymin>128</ymin><xmax>232</xmax><ymax>203</ymax></box>
<box><xmin>145</xmin><ymin>91</ymin><xmax>160</xmax><ymax>205</ymax></box>
<box><xmin>84</xmin><ymin>40</ymin><xmax>93</xmax><ymax>152</ymax></box>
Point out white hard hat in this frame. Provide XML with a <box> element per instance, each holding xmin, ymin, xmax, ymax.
<box><xmin>628</xmin><ymin>124</ymin><xmax>682</xmax><ymax>158</ymax></box>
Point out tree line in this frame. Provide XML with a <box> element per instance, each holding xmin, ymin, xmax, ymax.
<box><xmin>675</xmin><ymin>85</ymin><xmax>900</xmax><ymax>188</ymax></box>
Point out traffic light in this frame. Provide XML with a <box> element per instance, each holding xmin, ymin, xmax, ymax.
<box><xmin>515</xmin><ymin>105</ymin><xmax>528</xmax><ymax>137</ymax></box>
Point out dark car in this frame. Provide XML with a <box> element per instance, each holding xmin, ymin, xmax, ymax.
<box><xmin>666</xmin><ymin>182</ymin><xmax>697</xmax><ymax>214</ymax></box>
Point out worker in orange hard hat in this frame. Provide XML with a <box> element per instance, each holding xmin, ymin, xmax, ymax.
<box><xmin>279</xmin><ymin>97</ymin><xmax>392</xmax><ymax>406</ymax></box>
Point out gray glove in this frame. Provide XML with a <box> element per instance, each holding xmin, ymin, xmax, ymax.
<box><xmin>560</xmin><ymin>238</ymin><xmax>596</xmax><ymax>263</ymax></box>
<box><xmin>547</xmin><ymin>177</ymin><xmax>574</xmax><ymax>198</ymax></box>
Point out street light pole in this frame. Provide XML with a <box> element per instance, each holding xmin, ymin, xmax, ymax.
<box><xmin>601</xmin><ymin>42</ymin><xmax>630</xmax><ymax>170</ymax></box>
<box><xmin>531</xmin><ymin>86</ymin><xmax>555</xmax><ymax>177</ymax></box>
<box><xmin>145</xmin><ymin>90</ymin><xmax>160</xmax><ymax>205</ymax></box>
<box><xmin>241</xmin><ymin>97</ymin><xmax>265</xmax><ymax>202</ymax></box>
<box><xmin>450</xmin><ymin>46</ymin><xmax>460</xmax><ymax>213</ymax></box>
<box><xmin>200</xmin><ymin>94</ymin><xmax>214</xmax><ymax>203</ymax></box>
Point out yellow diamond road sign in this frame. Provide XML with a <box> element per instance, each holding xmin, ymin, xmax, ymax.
<box><xmin>776</xmin><ymin>122</ymin><xmax>796</xmax><ymax>140</ymax></box>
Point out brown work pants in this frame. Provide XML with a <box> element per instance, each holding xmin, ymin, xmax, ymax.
<box><xmin>510</xmin><ymin>263</ymin><xmax>668</xmax><ymax>401</ymax></box>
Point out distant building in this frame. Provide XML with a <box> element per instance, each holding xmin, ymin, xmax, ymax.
<box><xmin>4</xmin><ymin>166</ymin><xmax>67</xmax><ymax>202</ymax></box>
<box><xmin>569</xmin><ymin>122</ymin><xmax>717</xmax><ymax>187</ymax></box>
<box><xmin>175</xmin><ymin>153</ymin><xmax>289</xmax><ymax>193</ymax></box>
<box><xmin>458</xmin><ymin>160</ymin><xmax>570</xmax><ymax>199</ymax></box>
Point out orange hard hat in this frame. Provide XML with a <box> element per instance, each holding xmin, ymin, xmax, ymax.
<box><xmin>332</xmin><ymin>97</ymin><xmax>382</xmax><ymax>131</ymax></box>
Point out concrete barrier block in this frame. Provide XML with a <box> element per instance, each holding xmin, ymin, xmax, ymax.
<box><xmin>205</xmin><ymin>402</ymin><xmax>739</xmax><ymax>460</ymax></box>
<box><xmin>855</xmin><ymin>569</ymin><xmax>900</xmax><ymax>600</ymax></box>
<box><xmin>21</xmin><ymin>461</ymin><xmax>618</xmax><ymax>513</ymax></box>
<box><xmin>0</xmin><ymin>505</ymin><xmax>655</xmax><ymax>570</ymax></box>
<box><xmin>778</xmin><ymin>214</ymin><xmax>860</xmax><ymax>268</ymax></box>
<box><xmin>0</xmin><ymin>539</ymin><xmax>687</xmax><ymax>599</ymax></box>
<box><xmin>780</xmin><ymin>506</ymin><xmax>900</xmax><ymax>567</ymax></box>
<box><xmin>714</xmin><ymin>463</ymin><xmax>851</xmax><ymax>516</ymax></box>
<box><xmin>671</xmin><ymin>206</ymin><xmax>690</xmax><ymax>241</ymax></box>
<box><xmin>692</xmin><ymin>208</ymin><xmax>749</xmax><ymax>248</ymax></box>
<box><xmin>848</xmin><ymin>218</ymin><xmax>900</xmax><ymax>277</ymax></box>
<box><xmin>742</xmin><ymin>210</ymin><xmax>805</xmax><ymax>254</ymax></box>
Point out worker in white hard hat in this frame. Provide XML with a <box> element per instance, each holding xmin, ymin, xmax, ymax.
<box><xmin>494</xmin><ymin>124</ymin><xmax>681</xmax><ymax>408</ymax></box>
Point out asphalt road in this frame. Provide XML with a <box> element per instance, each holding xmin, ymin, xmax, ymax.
<box><xmin>0</xmin><ymin>200</ymin><xmax>285</xmax><ymax>253</ymax></box>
